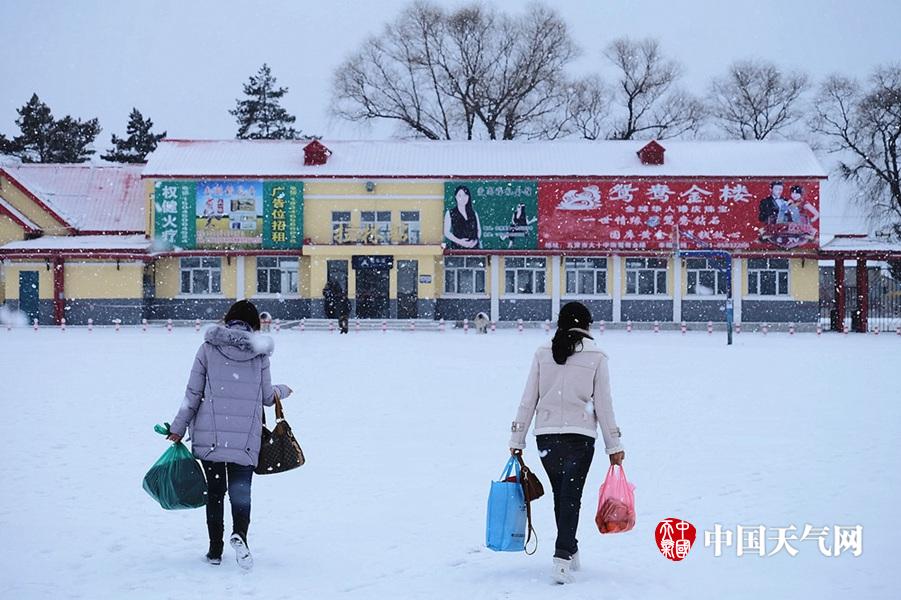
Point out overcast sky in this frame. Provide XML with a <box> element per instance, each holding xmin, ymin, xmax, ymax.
<box><xmin>3</xmin><ymin>0</ymin><xmax>900</xmax><ymax>142</ymax></box>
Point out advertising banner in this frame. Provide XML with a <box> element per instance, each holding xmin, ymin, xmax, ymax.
<box><xmin>154</xmin><ymin>181</ymin><xmax>196</xmax><ymax>248</ymax></box>
<box><xmin>195</xmin><ymin>180</ymin><xmax>264</xmax><ymax>248</ymax></box>
<box><xmin>444</xmin><ymin>181</ymin><xmax>538</xmax><ymax>250</ymax></box>
<box><xmin>262</xmin><ymin>181</ymin><xmax>304</xmax><ymax>249</ymax></box>
<box><xmin>538</xmin><ymin>179</ymin><xmax>820</xmax><ymax>252</ymax></box>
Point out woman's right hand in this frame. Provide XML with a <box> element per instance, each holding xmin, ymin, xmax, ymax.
<box><xmin>609</xmin><ymin>451</ymin><xmax>625</xmax><ymax>466</ymax></box>
<box><xmin>167</xmin><ymin>433</ymin><xmax>183</xmax><ymax>443</ymax></box>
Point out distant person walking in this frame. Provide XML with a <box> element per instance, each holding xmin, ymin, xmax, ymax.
<box><xmin>166</xmin><ymin>300</ymin><xmax>293</xmax><ymax>569</ymax></box>
<box><xmin>508</xmin><ymin>301</ymin><xmax>625</xmax><ymax>584</ymax></box>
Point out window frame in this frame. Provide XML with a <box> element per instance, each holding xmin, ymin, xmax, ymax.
<box><xmin>179</xmin><ymin>257</ymin><xmax>222</xmax><ymax>296</ymax></box>
<box><xmin>564</xmin><ymin>256</ymin><xmax>609</xmax><ymax>297</ymax></box>
<box><xmin>400</xmin><ymin>210</ymin><xmax>421</xmax><ymax>244</ymax></box>
<box><xmin>504</xmin><ymin>257</ymin><xmax>547</xmax><ymax>296</ymax></box>
<box><xmin>624</xmin><ymin>257</ymin><xmax>668</xmax><ymax>296</ymax></box>
<box><xmin>255</xmin><ymin>256</ymin><xmax>300</xmax><ymax>296</ymax></box>
<box><xmin>685</xmin><ymin>258</ymin><xmax>729</xmax><ymax>297</ymax></box>
<box><xmin>443</xmin><ymin>255</ymin><xmax>488</xmax><ymax>296</ymax></box>
<box><xmin>747</xmin><ymin>258</ymin><xmax>790</xmax><ymax>297</ymax></box>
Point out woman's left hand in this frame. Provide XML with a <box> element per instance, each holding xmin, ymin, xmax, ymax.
<box><xmin>609</xmin><ymin>451</ymin><xmax>625</xmax><ymax>466</ymax></box>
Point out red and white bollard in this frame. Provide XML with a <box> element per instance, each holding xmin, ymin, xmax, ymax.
<box><xmin>599</xmin><ymin>320</ymin><xmax>605</xmax><ymax>335</ymax></box>
<box><xmin>735</xmin><ymin>322</ymin><xmax>742</xmax><ymax>334</ymax></box>
<box><xmin>873</xmin><ymin>326</ymin><xmax>880</xmax><ymax>336</ymax></box>
<box><xmin>762</xmin><ymin>323</ymin><xmax>769</xmax><ymax>335</ymax></box>
<box><xmin>329</xmin><ymin>321</ymin><xmax>335</xmax><ymax>333</ymax></box>
<box><xmin>409</xmin><ymin>320</ymin><xmax>415</xmax><ymax>332</ymax></box>
<box><xmin>88</xmin><ymin>318</ymin><xmax>93</xmax><ymax>333</ymax></box>
<box><xmin>274</xmin><ymin>319</ymin><xmax>281</xmax><ymax>333</ymax></box>
<box><xmin>60</xmin><ymin>318</ymin><xmax>66</xmax><ymax>332</ymax></box>
<box><xmin>544</xmin><ymin>319</ymin><xmax>550</xmax><ymax>334</ymax></box>
<box><xmin>789</xmin><ymin>323</ymin><xmax>795</xmax><ymax>336</ymax></box>
<box><xmin>167</xmin><ymin>319</ymin><xmax>173</xmax><ymax>333</ymax></box>
<box><xmin>300</xmin><ymin>318</ymin><xmax>306</xmax><ymax>332</ymax></box>
<box><xmin>517</xmin><ymin>319</ymin><xmax>524</xmax><ymax>333</ymax></box>
<box><xmin>114</xmin><ymin>319</ymin><xmax>121</xmax><ymax>333</ymax></box>
<box><xmin>816</xmin><ymin>323</ymin><xmax>822</xmax><ymax>336</ymax></box>
<box><xmin>653</xmin><ymin>320</ymin><xmax>660</xmax><ymax>334</ymax></box>
<box><xmin>142</xmin><ymin>318</ymin><xmax>148</xmax><ymax>333</ymax></box>
<box><xmin>626</xmin><ymin>320</ymin><xmax>632</xmax><ymax>333</ymax></box>
<box><xmin>463</xmin><ymin>318</ymin><xmax>469</xmax><ymax>334</ymax></box>
<box><xmin>194</xmin><ymin>318</ymin><xmax>201</xmax><ymax>332</ymax></box>
<box><xmin>33</xmin><ymin>318</ymin><xmax>39</xmax><ymax>332</ymax></box>
<box><xmin>843</xmin><ymin>322</ymin><xmax>848</xmax><ymax>335</ymax></box>
<box><xmin>439</xmin><ymin>318</ymin><xmax>446</xmax><ymax>333</ymax></box>
<box><xmin>896</xmin><ymin>325</ymin><xmax>900</xmax><ymax>336</ymax></box>
<box><xmin>680</xmin><ymin>321</ymin><xmax>687</xmax><ymax>335</ymax></box>
<box><xmin>490</xmin><ymin>321</ymin><xmax>496</xmax><ymax>333</ymax></box>
<box><xmin>707</xmin><ymin>321</ymin><xmax>713</xmax><ymax>335</ymax></box>
<box><xmin>382</xmin><ymin>320</ymin><xmax>387</xmax><ymax>333</ymax></box>
<box><xmin>355</xmin><ymin>319</ymin><xmax>361</xmax><ymax>333</ymax></box>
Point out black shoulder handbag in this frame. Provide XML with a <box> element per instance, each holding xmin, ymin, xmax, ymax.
<box><xmin>255</xmin><ymin>390</ymin><xmax>305</xmax><ymax>475</ymax></box>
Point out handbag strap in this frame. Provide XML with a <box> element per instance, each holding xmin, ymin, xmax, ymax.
<box><xmin>261</xmin><ymin>388</ymin><xmax>282</xmax><ymax>426</ymax></box>
<box><xmin>514</xmin><ymin>454</ymin><xmax>539</xmax><ymax>555</ymax></box>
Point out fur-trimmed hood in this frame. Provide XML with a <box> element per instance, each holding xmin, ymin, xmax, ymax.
<box><xmin>204</xmin><ymin>324</ymin><xmax>274</xmax><ymax>362</ymax></box>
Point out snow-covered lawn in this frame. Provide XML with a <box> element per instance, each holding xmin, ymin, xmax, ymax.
<box><xmin>1</xmin><ymin>327</ymin><xmax>898</xmax><ymax>599</ymax></box>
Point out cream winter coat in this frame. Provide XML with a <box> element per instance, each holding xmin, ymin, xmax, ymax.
<box><xmin>509</xmin><ymin>339</ymin><xmax>624</xmax><ymax>455</ymax></box>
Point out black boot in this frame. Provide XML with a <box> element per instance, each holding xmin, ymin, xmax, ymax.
<box><xmin>206</xmin><ymin>522</ymin><xmax>224</xmax><ymax>565</ymax></box>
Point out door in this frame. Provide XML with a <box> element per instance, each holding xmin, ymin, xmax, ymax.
<box><xmin>18</xmin><ymin>271</ymin><xmax>39</xmax><ymax>324</ymax></box>
<box><xmin>327</xmin><ymin>260</ymin><xmax>348</xmax><ymax>294</ymax></box>
<box><xmin>354</xmin><ymin>257</ymin><xmax>391</xmax><ymax>319</ymax></box>
<box><xmin>397</xmin><ymin>260</ymin><xmax>418</xmax><ymax>319</ymax></box>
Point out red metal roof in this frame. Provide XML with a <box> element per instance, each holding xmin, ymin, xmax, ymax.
<box><xmin>0</xmin><ymin>164</ymin><xmax>146</xmax><ymax>233</ymax></box>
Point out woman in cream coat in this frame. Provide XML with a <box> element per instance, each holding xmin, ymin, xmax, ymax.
<box><xmin>509</xmin><ymin>301</ymin><xmax>625</xmax><ymax>584</ymax></box>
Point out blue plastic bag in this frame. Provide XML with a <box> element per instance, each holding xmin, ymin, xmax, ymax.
<box><xmin>486</xmin><ymin>456</ymin><xmax>527</xmax><ymax>552</ymax></box>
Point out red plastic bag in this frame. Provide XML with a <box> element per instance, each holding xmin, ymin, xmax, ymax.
<box><xmin>595</xmin><ymin>465</ymin><xmax>636</xmax><ymax>534</ymax></box>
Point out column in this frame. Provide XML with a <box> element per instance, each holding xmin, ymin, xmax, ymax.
<box><xmin>236</xmin><ymin>255</ymin><xmax>246</xmax><ymax>300</ymax></box>
<box><xmin>833</xmin><ymin>259</ymin><xmax>845</xmax><ymax>331</ymax></box>
<box><xmin>612</xmin><ymin>255</ymin><xmax>622</xmax><ymax>322</ymax></box>
<box><xmin>551</xmin><ymin>255</ymin><xmax>561</xmax><ymax>321</ymax></box>
<box><xmin>856</xmin><ymin>258</ymin><xmax>868</xmax><ymax>332</ymax></box>
<box><xmin>732</xmin><ymin>257</ymin><xmax>743</xmax><ymax>324</ymax></box>
<box><xmin>672</xmin><ymin>256</ymin><xmax>682</xmax><ymax>323</ymax></box>
<box><xmin>490</xmin><ymin>255</ymin><xmax>500</xmax><ymax>323</ymax></box>
<box><xmin>53</xmin><ymin>257</ymin><xmax>65</xmax><ymax>325</ymax></box>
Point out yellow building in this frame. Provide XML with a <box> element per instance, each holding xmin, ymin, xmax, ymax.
<box><xmin>0</xmin><ymin>139</ymin><xmax>826</xmax><ymax>325</ymax></box>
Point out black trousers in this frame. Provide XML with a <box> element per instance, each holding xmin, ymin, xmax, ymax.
<box><xmin>202</xmin><ymin>460</ymin><xmax>254</xmax><ymax>544</ymax></box>
<box><xmin>536</xmin><ymin>433</ymin><xmax>596</xmax><ymax>559</ymax></box>
<box><xmin>338</xmin><ymin>315</ymin><xmax>349</xmax><ymax>333</ymax></box>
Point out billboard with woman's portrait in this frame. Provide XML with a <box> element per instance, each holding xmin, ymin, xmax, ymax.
<box><xmin>443</xmin><ymin>181</ymin><xmax>538</xmax><ymax>250</ymax></box>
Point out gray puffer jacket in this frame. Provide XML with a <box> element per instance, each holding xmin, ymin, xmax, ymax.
<box><xmin>170</xmin><ymin>323</ymin><xmax>290</xmax><ymax>467</ymax></box>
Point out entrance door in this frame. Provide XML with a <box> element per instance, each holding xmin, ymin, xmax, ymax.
<box><xmin>18</xmin><ymin>271</ymin><xmax>39</xmax><ymax>324</ymax></box>
<box><xmin>327</xmin><ymin>260</ymin><xmax>348</xmax><ymax>294</ymax></box>
<box><xmin>397</xmin><ymin>260</ymin><xmax>418</xmax><ymax>319</ymax></box>
<box><xmin>353</xmin><ymin>256</ymin><xmax>391</xmax><ymax>319</ymax></box>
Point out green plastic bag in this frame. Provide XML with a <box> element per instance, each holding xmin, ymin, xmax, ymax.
<box><xmin>142</xmin><ymin>423</ymin><xmax>208</xmax><ymax>510</ymax></box>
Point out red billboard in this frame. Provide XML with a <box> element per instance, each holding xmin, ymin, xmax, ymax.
<box><xmin>538</xmin><ymin>179</ymin><xmax>820</xmax><ymax>252</ymax></box>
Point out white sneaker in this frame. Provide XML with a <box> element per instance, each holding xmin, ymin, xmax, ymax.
<box><xmin>552</xmin><ymin>557</ymin><xmax>574</xmax><ymax>584</ymax></box>
<box><xmin>570</xmin><ymin>551</ymin><xmax>581</xmax><ymax>571</ymax></box>
<box><xmin>229</xmin><ymin>533</ymin><xmax>253</xmax><ymax>570</ymax></box>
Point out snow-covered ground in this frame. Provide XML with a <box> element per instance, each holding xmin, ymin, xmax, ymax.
<box><xmin>1</xmin><ymin>326</ymin><xmax>899</xmax><ymax>599</ymax></box>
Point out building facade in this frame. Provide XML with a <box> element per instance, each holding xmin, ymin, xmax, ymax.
<box><xmin>0</xmin><ymin>139</ymin><xmax>826</xmax><ymax>325</ymax></box>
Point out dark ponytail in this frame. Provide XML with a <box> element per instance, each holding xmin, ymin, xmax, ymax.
<box><xmin>551</xmin><ymin>302</ymin><xmax>594</xmax><ymax>365</ymax></box>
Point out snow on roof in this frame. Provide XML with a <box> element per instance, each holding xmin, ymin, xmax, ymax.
<box><xmin>1</xmin><ymin>164</ymin><xmax>146</xmax><ymax>232</ymax></box>
<box><xmin>144</xmin><ymin>139</ymin><xmax>828</xmax><ymax>179</ymax></box>
<box><xmin>0</xmin><ymin>234</ymin><xmax>150</xmax><ymax>252</ymax></box>
<box><xmin>820</xmin><ymin>234</ymin><xmax>901</xmax><ymax>253</ymax></box>
<box><xmin>0</xmin><ymin>196</ymin><xmax>41</xmax><ymax>231</ymax></box>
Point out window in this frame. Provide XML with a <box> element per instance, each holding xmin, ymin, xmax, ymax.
<box><xmin>625</xmin><ymin>258</ymin><xmax>668</xmax><ymax>295</ymax></box>
<box><xmin>686</xmin><ymin>258</ymin><xmax>729</xmax><ymax>296</ymax></box>
<box><xmin>257</xmin><ymin>257</ymin><xmax>299</xmax><ymax>295</ymax></box>
<box><xmin>748</xmin><ymin>258</ymin><xmax>789</xmax><ymax>296</ymax></box>
<box><xmin>444</xmin><ymin>256</ymin><xmax>487</xmax><ymax>294</ymax></box>
<box><xmin>180</xmin><ymin>257</ymin><xmax>221</xmax><ymax>295</ymax></box>
<box><xmin>361</xmin><ymin>210</ymin><xmax>392</xmax><ymax>243</ymax></box>
<box><xmin>505</xmin><ymin>257</ymin><xmax>546</xmax><ymax>294</ymax></box>
<box><xmin>400</xmin><ymin>211</ymin><xmax>421</xmax><ymax>244</ymax></box>
<box><xmin>331</xmin><ymin>211</ymin><xmax>351</xmax><ymax>244</ymax></box>
<box><xmin>565</xmin><ymin>257</ymin><xmax>608</xmax><ymax>295</ymax></box>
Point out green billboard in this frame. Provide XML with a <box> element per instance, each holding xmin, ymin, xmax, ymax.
<box><xmin>444</xmin><ymin>180</ymin><xmax>538</xmax><ymax>250</ymax></box>
<box><xmin>154</xmin><ymin>181</ymin><xmax>196</xmax><ymax>248</ymax></box>
<box><xmin>263</xmin><ymin>181</ymin><xmax>304</xmax><ymax>249</ymax></box>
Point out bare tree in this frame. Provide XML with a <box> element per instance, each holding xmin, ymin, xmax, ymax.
<box><xmin>331</xmin><ymin>1</ymin><xmax>578</xmax><ymax>140</ymax></box>
<box><xmin>811</xmin><ymin>65</ymin><xmax>901</xmax><ymax>236</ymax></box>
<box><xmin>565</xmin><ymin>75</ymin><xmax>612</xmax><ymax>140</ymax></box>
<box><xmin>603</xmin><ymin>38</ymin><xmax>704</xmax><ymax>140</ymax></box>
<box><xmin>709</xmin><ymin>60</ymin><xmax>809</xmax><ymax>140</ymax></box>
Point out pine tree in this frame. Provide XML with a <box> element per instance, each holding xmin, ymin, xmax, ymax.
<box><xmin>47</xmin><ymin>116</ymin><xmax>101</xmax><ymax>163</ymax></box>
<box><xmin>13</xmin><ymin>94</ymin><xmax>55</xmax><ymax>162</ymax></box>
<box><xmin>0</xmin><ymin>133</ymin><xmax>15</xmax><ymax>155</ymax></box>
<box><xmin>11</xmin><ymin>94</ymin><xmax>101</xmax><ymax>163</ymax></box>
<box><xmin>230</xmin><ymin>64</ymin><xmax>302</xmax><ymax>139</ymax></box>
<box><xmin>102</xmin><ymin>108</ymin><xmax>166</xmax><ymax>163</ymax></box>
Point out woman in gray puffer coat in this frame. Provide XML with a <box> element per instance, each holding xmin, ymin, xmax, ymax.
<box><xmin>166</xmin><ymin>300</ymin><xmax>292</xmax><ymax>569</ymax></box>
